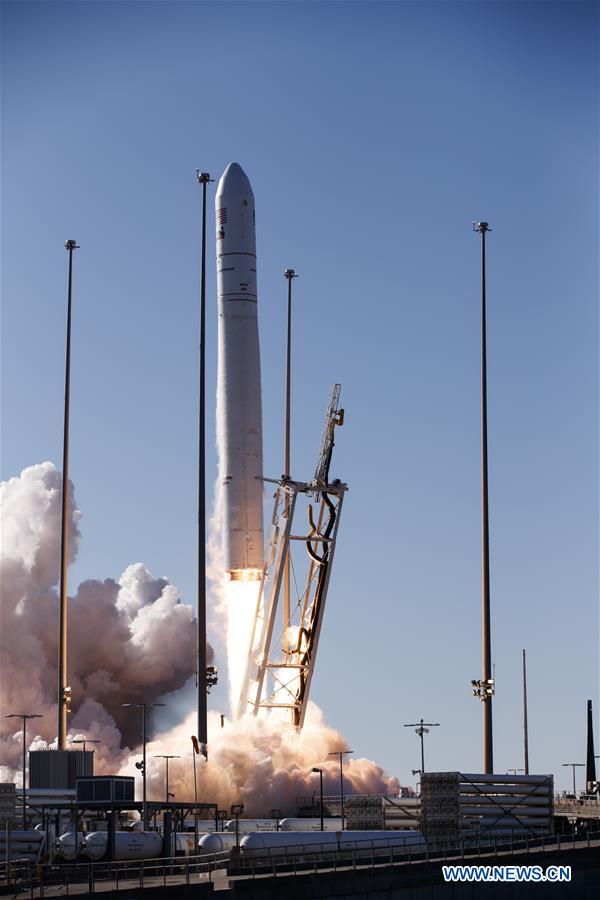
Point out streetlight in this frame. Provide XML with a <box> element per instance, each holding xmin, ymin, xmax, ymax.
<box><xmin>5</xmin><ymin>714</ymin><xmax>42</xmax><ymax>829</ymax></box>
<box><xmin>328</xmin><ymin>750</ymin><xmax>353</xmax><ymax>830</ymax></box>
<box><xmin>231</xmin><ymin>803</ymin><xmax>244</xmax><ymax>848</ymax></box>
<box><xmin>122</xmin><ymin>703</ymin><xmax>165</xmax><ymax>829</ymax></box>
<box><xmin>562</xmin><ymin>763</ymin><xmax>585</xmax><ymax>798</ymax></box>
<box><xmin>154</xmin><ymin>755</ymin><xmax>180</xmax><ymax>804</ymax></box>
<box><xmin>404</xmin><ymin>719</ymin><xmax>440</xmax><ymax>773</ymax></box>
<box><xmin>311</xmin><ymin>768</ymin><xmax>324</xmax><ymax>831</ymax></box>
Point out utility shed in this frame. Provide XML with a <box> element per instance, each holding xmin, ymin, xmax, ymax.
<box><xmin>0</xmin><ymin>783</ymin><xmax>16</xmax><ymax>827</ymax></box>
<box><xmin>420</xmin><ymin>772</ymin><xmax>554</xmax><ymax>845</ymax></box>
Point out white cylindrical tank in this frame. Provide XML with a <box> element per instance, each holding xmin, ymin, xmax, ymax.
<box><xmin>84</xmin><ymin>831</ymin><xmax>163</xmax><ymax>862</ymax></box>
<box><xmin>198</xmin><ymin>832</ymin><xmax>239</xmax><ymax>854</ymax></box>
<box><xmin>172</xmin><ymin>833</ymin><xmax>196</xmax><ymax>856</ymax></box>
<box><xmin>240</xmin><ymin>830</ymin><xmax>425</xmax><ymax>859</ymax></box>
<box><xmin>279</xmin><ymin>818</ymin><xmax>344</xmax><ymax>832</ymax></box>
<box><xmin>216</xmin><ymin>161</ymin><xmax>264</xmax><ymax>578</ymax></box>
<box><xmin>224</xmin><ymin>818</ymin><xmax>276</xmax><ymax>833</ymax></box>
<box><xmin>56</xmin><ymin>832</ymin><xmax>78</xmax><ymax>861</ymax></box>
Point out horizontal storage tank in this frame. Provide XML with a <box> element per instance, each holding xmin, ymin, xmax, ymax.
<box><xmin>240</xmin><ymin>830</ymin><xmax>425</xmax><ymax>859</ymax></box>
<box><xmin>56</xmin><ymin>832</ymin><xmax>81</xmax><ymax>861</ymax></box>
<box><xmin>84</xmin><ymin>831</ymin><xmax>163</xmax><ymax>861</ymax></box>
<box><xmin>198</xmin><ymin>832</ymin><xmax>239</xmax><ymax>854</ymax></box>
<box><xmin>225</xmin><ymin>818</ymin><xmax>277</xmax><ymax>833</ymax></box>
<box><xmin>0</xmin><ymin>830</ymin><xmax>46</xmax><ymax>864</ymax></box>
<box><xmin>173</xmin><ymin>833</ymin><xmax>196</xmax><ymax>855</ymax></box>
<box><xmin>279</xmin><ymin>818</ymin><xmax>344</xmax><ymax>832</ymax></box>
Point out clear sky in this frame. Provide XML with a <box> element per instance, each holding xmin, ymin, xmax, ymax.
<box><xmin>1</xmin><ymin>0</ymin><xmax>598</xmax><ymax>795</ymax></box>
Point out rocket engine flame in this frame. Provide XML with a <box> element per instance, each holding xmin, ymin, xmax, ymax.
<box><xmin>224</xmin><ymin>577</ymin><xmax>261</xmax><ymax>715</ymax></box>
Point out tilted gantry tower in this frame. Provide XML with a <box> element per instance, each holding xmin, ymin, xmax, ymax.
<box><xmin>236</xmin><ymin>385</ymin><xmax>347</xmax><ymax>729</ymax></box>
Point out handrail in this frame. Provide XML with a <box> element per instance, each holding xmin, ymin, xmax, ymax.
<box><xmin>2</xmin><ymin>828</ymin><xmax>599</xmax><ymax>892</ymax></box>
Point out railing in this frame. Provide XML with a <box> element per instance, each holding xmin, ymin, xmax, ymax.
<box><xmin>231</xmin><ymin>827</ymin><xmax>600</xmax><ymax>880</ymax></box>
<box><xmin>2</xmin><ymin>824</ymin><xmax>600</xmax><ymax>895</ymax></box>
<box><xmin>555</xmin><ymin>796</ymin><xmax>600</xmax><ymax>812</ymax></box>
<box><xmin>0</xmin><ymin>850</ymin><xmax>229</xmax><ymax>897</ymax></box>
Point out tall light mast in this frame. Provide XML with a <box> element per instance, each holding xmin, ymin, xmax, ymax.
<box><xmin>470</xmin><ymin>221</ymin><xmax>495</xmax><ymax>774</ymax></box>
<box><xmin>57</xmin><ymin>239</ymin><xmax>78</xmax><ymax>749</ymax></box>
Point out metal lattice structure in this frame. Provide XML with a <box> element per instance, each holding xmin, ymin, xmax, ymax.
<box><xmin>236</xmin><ymin>385</ymin><xmax>347</xmax><ymax>728</ymax></box>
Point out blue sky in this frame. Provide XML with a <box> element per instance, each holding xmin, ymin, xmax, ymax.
<box><xmin>1</xmin><ymin>0</ymin><xmax>598</xmax><ymax>794</ymax></box>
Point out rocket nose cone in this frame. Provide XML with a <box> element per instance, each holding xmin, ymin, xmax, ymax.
<box><xmin>217</xmin><ymin>162</ymin><xmax>253</xmax><ymax>199</ymax></box>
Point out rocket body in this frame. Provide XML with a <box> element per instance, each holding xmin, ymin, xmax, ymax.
<box><xmin>216</xmin><ymin>162</ymin><xmax>264</xmax><ymax>579</ymax></box>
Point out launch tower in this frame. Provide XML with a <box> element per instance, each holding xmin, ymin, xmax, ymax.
<box><xmin>236</xmin><ymin>385</ymin><xmax>347</xmax><ymax>728</ymax></box>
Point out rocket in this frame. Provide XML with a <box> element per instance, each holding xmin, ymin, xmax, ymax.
<box><xmin>216</xmin><ymin>162</ymin><xmax>264</xmax><ymax>580</ymax></box>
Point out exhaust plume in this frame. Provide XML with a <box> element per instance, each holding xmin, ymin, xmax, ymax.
<box><xmin>1</xmin><ymin>462</ymin><xmax>403</xmax><ymax>808</ymax></box>
<box><xmin>0</xmin><ymin>462</ymin><xmax>206</xmax><ymax>778</ymax></box>
<box><xmin>124</xmin><ymin>705</ymin><xmax>400</xmax><ymax>816</ymax></box>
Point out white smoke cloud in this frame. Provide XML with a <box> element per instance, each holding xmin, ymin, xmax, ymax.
<box><xmin>0</xmin><ymin>463</ymin><xmax>206</xmax><ymax>774</ymax></box>
<box><xmin>121</xmin><ymin>705</ymin><xmax>399</xmax><ymax>816</ymax></box>
<box><xmin>1</xmin><ymin>462</ymin><xmax>402</xmax><ymax>812</ymax></box>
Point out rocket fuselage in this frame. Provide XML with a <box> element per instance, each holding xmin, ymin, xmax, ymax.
<box><xmin>216</xmin><ymin>162</ymin><xmax>264</xmax><ymax>578</ymax></box>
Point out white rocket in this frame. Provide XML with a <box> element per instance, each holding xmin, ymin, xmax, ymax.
<box><xmin>216</xmin><ymin>162</ymin><xmax>264</xmax><ymax>580</ymax></box>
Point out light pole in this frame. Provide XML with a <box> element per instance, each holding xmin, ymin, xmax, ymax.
<box><xmin>58</xmin><ymin>239</ymin><xmax>79</xmax><ymax>749</ymax></box>
<box><xmin>154</xmin><ymin>755</ymin><xmax>180</xmax><ymax>804</ymax></box>
<box><xmin>195</xmin><ymin>170</ymin><xmax>213</xmax><ymax>761</ymax></box>
<box><xmin>472</xmin><ymin>220</ymin><xmax>495</xmax><ymax>775</ymax></box>
<box><xmin>311</xmin><ymin>768</ymin><xmax>324</xmax><ymax>830</ymax></box>
<box><xmin>122</xmin><ymin>703</ymin><xmax>165</xmax><ymax>829</ymax></box>
<box><xmin>282</xmin><ymin>268</ymin><xmax>298</xmax><ymax>650</ymax></box>
<box><xmin>562</xmin><ymin>763</ymin><xmax>585</xmax><ymax>798</ymax></box>
<box><xmin>5</xmin><ymin>714</ymin><xmax>42</xmax><ymax>829</ymax></box>
<box><xmin>328</xmin><ymin>750</ymin><xmax>353</xmax><ymax>830</ymax></box>
<box><xmin>269</xmin><ymin>808</ymin><xmax>282</xmax><ymax>831</ymax></box>
<box><xmin>404</xmin><ymin>719</ymin><xmax>440</xmax><ymax>773</ymax></box>
<box><xmin>522</xmin><ymin>649</ymin><xmax>529</xmax><ymax>774</ymax></box>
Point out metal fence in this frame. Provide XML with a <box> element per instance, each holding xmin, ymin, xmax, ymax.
<box><xmin>232</xmin><ymin>827</ymin><xmax>600</xmax><ymax>880</ymax></box>
<box><xmin>1</xmin><ymin>824</ymin><xmax>599</xmax><ymax>896</ymax></box>
<box><xmin>0</xmin><ymin>850</ymin><xmax>229</xmax><ymax>897</ymax></box>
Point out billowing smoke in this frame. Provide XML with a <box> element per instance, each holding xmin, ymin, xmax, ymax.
<box><xmin>0</xmin><ymin>462</ymin><xmax>402</xmax><ymax>808</ymax></box>
<box><xmin>0</xmin><ymin>462</ymin><xmax>205</xmax><ymax>780</ymax></box>
<box><xmin>124</xmin><ymin>706</ymin><xmax>399</xmax><ymax>816</ymax></box>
